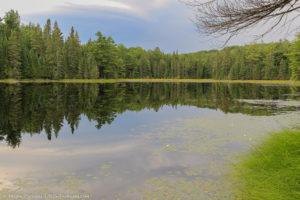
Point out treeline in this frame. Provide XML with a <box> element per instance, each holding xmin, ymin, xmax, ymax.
<box><xmin>0</xmin><ymin>10</ymin><xmax>98</xmax><ymax>79</ymax></box>
<box><xmin>0</xmin><ymin>10</ymin><xmax>300</xmax><ymax>80</ymax></box>
<box><xmin>0</xmin><ymin>83</ymin><xmax>297</xmax><ymax>147</ymax></box>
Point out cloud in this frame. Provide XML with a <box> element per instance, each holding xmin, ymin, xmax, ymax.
<box><xmin>1</xmin><ymin>0</ymin><xmax>295</xmax><ymax>53</ymax></box>
<box><xmin>0</xmin><ymin>0</ymin><xmax>171</xmax><ymax>18</ymax></box>
<box><xmin>0</xmin><ymin>0</ymin><xmax>207</xmax><ymax>53</ymax></box>
<box><xmin>5</xmin><ymin>0</ymin><xmax>208</xmax><ymax>53</ymax></box>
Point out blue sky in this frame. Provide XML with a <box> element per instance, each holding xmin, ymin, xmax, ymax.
<box><xmin>0</xmin><ymin>0</ymin><xmax>297</xmax><ymax>53</ymax></box>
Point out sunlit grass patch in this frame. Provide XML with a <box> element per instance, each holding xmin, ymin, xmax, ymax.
<box><xmin>233</xmin><ymin>129</ymin><xmax>300</xmax><ymax>200</ymax></box>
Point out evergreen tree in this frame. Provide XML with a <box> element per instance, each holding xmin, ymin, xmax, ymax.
<box><xmin>6</xmin><ymin>30</ymin><xmax>21</xmax><ymax>78</ymax></box>
<box><xmin>64</xmin><ymin>27</ymin><xmax>81</xmax><ymax>78</ymax></box>
<box><xmin>79</xmin><ymin>48</ymin><xmax>99</xmax><ymax>79</ymax></box>
<box><xmin>0</xmin><ymin>18</ymin><xmax>7</xmax><ymax>78</ymax></box>
<box><xmin>289</xmin><ymin>34</ymin><xmax>300</xmax><ymax>80</ymax></box>
<box><xmin>29</xmin><ymin>24</ymin><xmax>44</xmax><ymax>78</ymax></box>
<box><xmin>43</xmin><ymin>19</ymin><xmax>54</xmax><ymax>79</ymax></box>
<box><xmin>3</xmin><ymin>10</ymin><xmax>20</xmax><ymax>37</ymax></box>
<box><xmin>52</xmin><ymin>21</ymin><xmax>64</xmax><ymax>79</ymax></box>
<box><xmin>0</xmin><ymin>10</ymin><xmax>298</xmax><ymax>81</ymax></box>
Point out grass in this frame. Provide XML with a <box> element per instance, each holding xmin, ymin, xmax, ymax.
<box><xmin>233</xmin><ymin>129</ymin><xmax>300</xmax><ymax>200</ymax></box>
<box><xmin>0</xmin><ymin>78</ymin><xmax>299</xmax><ymax>86</ymax></box>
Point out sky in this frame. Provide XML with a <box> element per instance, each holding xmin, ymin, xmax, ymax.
<box><xmin>0</xmin><ymin>0</ymin><xmax>298</xmax><ymax>53</ymax></box>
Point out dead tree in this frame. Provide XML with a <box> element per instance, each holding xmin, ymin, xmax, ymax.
<box><xmin>185</xmin><ymin>0</ymin><xmax>300</xmax><ymax>38</ymax></box>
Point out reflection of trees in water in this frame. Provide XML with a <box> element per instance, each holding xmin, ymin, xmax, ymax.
<box><xmin>0</xmin><ymin>83</ymin><xmax>298</xmax><ymax>147</ymax></box>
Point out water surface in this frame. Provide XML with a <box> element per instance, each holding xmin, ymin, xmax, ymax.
<box><xmin>0</xmin><ymin>83</ymin><xmax>299</xmax><ymax>199</ymax></box>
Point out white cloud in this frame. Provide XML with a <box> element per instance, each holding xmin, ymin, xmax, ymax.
<box><xmin>0</xmin><ymin>0</ymin><xmax>171</xmax><ymax>18</ymax></box>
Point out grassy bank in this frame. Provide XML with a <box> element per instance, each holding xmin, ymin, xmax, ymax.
<box><xmin>0</xmin><ymin>79</ymin><xmax>299</xmax><ymax>86</ymax></box>
<box><xmin>233</xmin><ymin>129</ymin><xmax>300</xmax><ymax>200</ymax></box>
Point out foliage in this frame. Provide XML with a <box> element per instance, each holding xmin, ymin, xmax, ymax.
<box><xmin>0</xmin><ymin>10</ymin><xmax>98</xmax><ymax>79</ymax></box>
<box><xmin>289</xmin><ymin>33</ymin><xmax>300</xmax><ymax>80</ymax></box>
<box><xmin>0</xmin><ymin>10</ymin><xmax>299</xmax><ymax>80</ymax></box>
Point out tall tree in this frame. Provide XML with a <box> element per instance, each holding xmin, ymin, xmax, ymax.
<box><xmin>51</xmin><ymin>21</ymin><xmax>64</xmax><ymax>79</ymax></box>
<box><xmin>87</xmin><ymin>32</ymin><xmax>120</xmax><ymax>78</ymax></box>
<box><xmin>43</xmin><ymin>19</ymin><xmax>54</xmax><ymax>79</ymax></box>
<box><xmin>79</xmin><ymin>47</ymin><xmax>99</xmax><ymax>79</ymax></box>
<box><xmin>28</xmin><ymin>24</ymin><xmax>44</xmax><ymax>78</ymax></box>
<box><xmin>0</xmin><ymin>18</ymin><xmax>7</xmax><ymax>78</ymax></box>
<box><xmin>64</xmin><ymin>27</ymin><xmax>81</xmax><ymax>78</ymax></box>
<box><xmin>6</xmin><ymin>30</ymin><xmax>21</xmax><ymax>78</ymax></box>
<box><xmin>289</xmin><ymin>34</ymin><xmax>300</xmax><ymax>80</ymax></box>
<box><xmin>3</xmin><ymin>10</ymin><xmax>20</xmax><ymax>37</ymax></box>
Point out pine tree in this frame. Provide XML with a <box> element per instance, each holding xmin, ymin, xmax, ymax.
<box><xmin>29</xmin><ymin>25</ymin><xmax>44</xmax><ymax>78</ymax></box>
<box><xmin>43</xmin><ymin>19</ymin><xmax>55</xmax><ymax>79</ymax></box>
<box><xmin>64</xmin><ymin>27</ymin><xmax>81</xmax><ymax>78</ymax></box>
<box><xmin>0</xmin><ymin>19</ymin><xmax>7</xmax><ymax>78</ymax></box>
<box><xmin>79</xmin><ymin>48</ymin><xmax>98</xmax><ymax>79</ymax></box>
<box><xmin>2</xmin><ymin>10</ymin><xmax>21</xmax><ymax>79</ymax></box>
<box><xmin>52</xmin><ymin>21</ymin><xmax>64</xmax><ymax>79</ymax></box>
<box><xmin>6</xmin><ymin>30</ymin><xmax>21</xmax><ymax>78</ymax></box>
<box><xmin>3</xmin><ymin>10</ymin><xmax>20</xmax><ymax>37</ymax></box>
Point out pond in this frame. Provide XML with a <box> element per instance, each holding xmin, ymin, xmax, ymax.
<box><xmin>0</xmin><ymin>83</ymin><xmax>299</xmax><ymax>199</ymax></box>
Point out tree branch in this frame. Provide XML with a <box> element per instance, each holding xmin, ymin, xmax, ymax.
<box><xmin>185</xmin><ymin>0</ymin><xmax>300</xmax><ymax>37</ymax></box>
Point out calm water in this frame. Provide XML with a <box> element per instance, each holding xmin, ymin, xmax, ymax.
<box><xmin>0</xmin><ymin>83</ymin><xmax>299</xmax><ymax>200</ymax></box>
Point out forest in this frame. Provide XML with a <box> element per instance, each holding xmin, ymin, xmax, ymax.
<box><xmin>0</xmin><ymin>10</ymin><xmax>300</xmax><ymax>81</ymax></box>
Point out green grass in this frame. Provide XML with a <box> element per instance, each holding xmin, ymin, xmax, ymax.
<box><xmin>233</xmin><ymin>129</ymin><xmax>300</xmax><ymax>200</ymax></box>
<box><xmin>0</xmin><ymin>78</ymin><xmax>299</xmax><ymax>86</ymax></box>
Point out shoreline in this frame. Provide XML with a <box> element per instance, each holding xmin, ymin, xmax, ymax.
<box><xmin>232</xmin><ymin>128</ymin><xmax>300</xmax><ymax>199</ymax></box>
<box><xmin>0</xmin><ymin>79</ymin><xmax>299</xmax><ymax>86</ymax></box>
